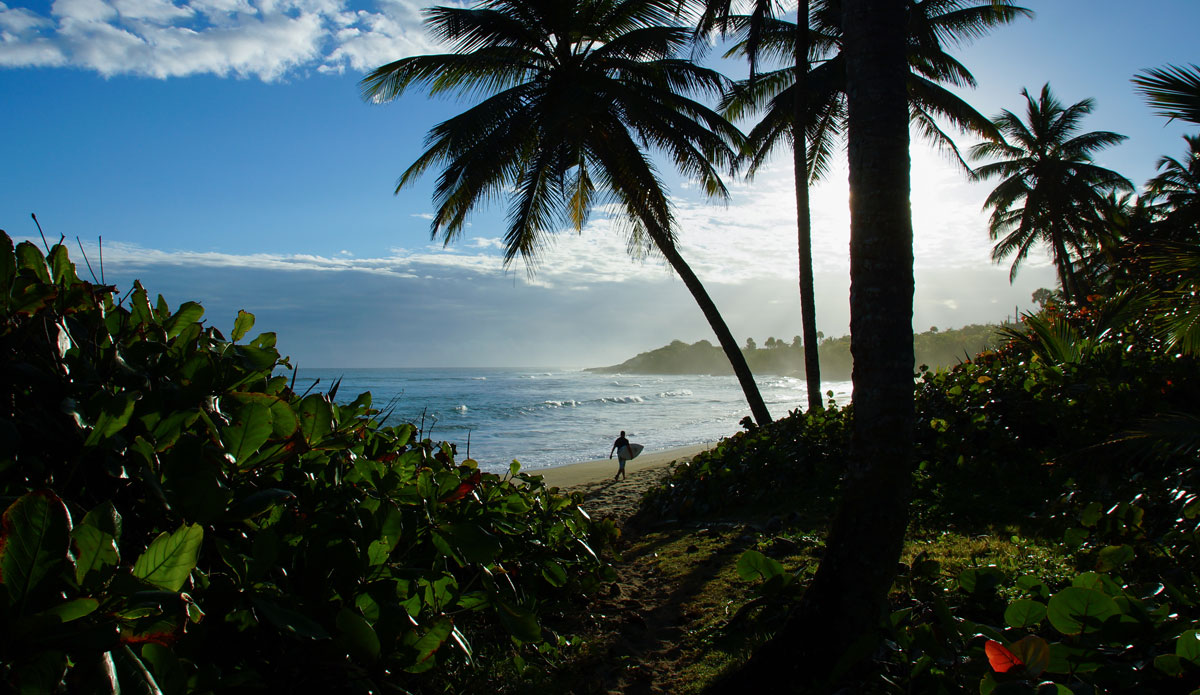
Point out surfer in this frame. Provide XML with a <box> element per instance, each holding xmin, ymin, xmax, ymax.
<box><xmin>609</xmin><ymin>431</ymin><xmax>631</xmax><ymax>481</ymax></box>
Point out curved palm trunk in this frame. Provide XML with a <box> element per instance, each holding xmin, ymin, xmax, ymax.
<box><xmin>651</xmin><ymin>233</ymin><xmax>772</xmax><ymax>427</ymax></box>
<box><xmin>793</xmin><ymin>0</ymin><xmax>823</xmax><ymax>412</ymax></box>
<box><xmin>712</xmin><ymin>0</ymin><xmax>913</xmax><ymax>688</ymax></box>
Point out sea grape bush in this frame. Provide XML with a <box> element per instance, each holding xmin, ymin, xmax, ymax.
<box><xmin>638</xmin><ymin>393</ymin><xmax>850</xmax><ymax>521</ymax></box>
<box><xmin>883</xmin><ymin>474</ymin><xmax>1200</xmax><ymax>694</ymax></box>
<box><xmin>0</xmin><ymin>231</ymin><xmax>610</xmax><ymax>693</ymax></box>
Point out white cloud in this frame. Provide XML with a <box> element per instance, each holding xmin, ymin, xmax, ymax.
<box><xmin>468</xmin><ymin>237</ymin><xmax>502</xmax><ymax>249</ymax></box>
<box><xmin>0</xmin><ymin>0</ymin><xmax>433</xmax><ymax>80</ymax></box>
<box><xmin>1</xmin><ymin>2</ymin><xmax>53</xmax><ymax>31</ymax></box>
<box><xmin>111</xmin><ymin>0</ymin><xmax>194</xmax><ymax>23</ymax></box>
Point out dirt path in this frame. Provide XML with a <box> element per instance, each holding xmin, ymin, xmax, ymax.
<box><xmin>555</xmin><ymin>464</ymin><xmax>756</xmax><ymax>694</ymax></box>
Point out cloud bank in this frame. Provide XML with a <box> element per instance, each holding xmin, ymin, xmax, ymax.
<box><xmin>0</xmin><ymin>0</ymin><xmax>432</xmax><ymax>79</ymax></box>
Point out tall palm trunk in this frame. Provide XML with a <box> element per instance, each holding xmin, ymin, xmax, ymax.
<box><xmin>792</xmin><ymin>0</ymin><xmax>822</xmax><ymax>412</ymax></box>
<box><xmin>650</xmin><ymin>231</ymin><xmax>772</xmax><ymax>426</ymax></box>
<box><xmin>712</xmin><ymin>0</ymin><xmax>914</xmax><ymax>687</ymax></box>
<box><xmin>1054</xmin><ymin>235</ymin><xmax>1083</xmax><ymax>302</ymax></box>
<box><xmin>796</xmin><ymin>0</ymin><xmax>916</xmax><ymax>678</ymax></box>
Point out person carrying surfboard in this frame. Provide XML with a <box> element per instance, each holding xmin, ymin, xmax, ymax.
<box><xmin>609</xmin><ymin>431</ymin><xmax>643</xmax><ymax>481</ymax></box>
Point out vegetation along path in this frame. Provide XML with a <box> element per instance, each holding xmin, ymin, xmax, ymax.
<box><xmin>550</xmin><ymin>461</ymin><xmax>782</xmax><ymax>694</ymax></box>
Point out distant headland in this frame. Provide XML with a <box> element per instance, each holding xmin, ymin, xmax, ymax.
<box><xmin>585</xmin><ymin>323</ymin><xmax>1014</xmax><ymax>379</ymax></box>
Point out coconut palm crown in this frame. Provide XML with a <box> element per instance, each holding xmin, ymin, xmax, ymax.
<box><xmin>970</xmin><ymin>84</ymin><xmax>1133</xmax><ymax>302</ymax></box>
<box><xmin>362</xmin><ymin>0</ymin><xmax>741</xmax><ymax>264</ymax></box>
<box><xmin>361</xmin><ymin>0</ymin><xmax>774</xmax><ymax>424</ymax></box>
<box><xmin>1146</xmin><ymin>135</ymin><xmax>1200</xmax><ymax>231</ymax></box>
<box><xmin>722</xmin><ymin>0</ymin><xmax>1030</xmax><ymax>179</ymax></box>
<box><xmin>710</xmin><ymin>0</ymin><xmax>1026</xmax><ymax>411</ymax></box>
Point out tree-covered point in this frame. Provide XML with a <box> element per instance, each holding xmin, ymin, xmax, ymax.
<box><xmin>586</xmin><ymin>322</ymin><xmax>1014</xmax><ymax>379</ymax></box>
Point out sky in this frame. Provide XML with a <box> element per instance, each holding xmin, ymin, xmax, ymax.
<box><xmin>1</xmin><ymin>0</ymin><xmax>1198</xmax><ymax>368</ymax></box>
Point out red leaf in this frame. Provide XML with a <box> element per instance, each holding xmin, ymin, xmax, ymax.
<box><xmin>439</xmin><ymin>471</ymin><xmax>482</xmax><ymax>504</ymax></box>
<box><xmin>985</xmin><ymin>640</ymin><xmax>1023</xmax><ymax>673</ymax></box>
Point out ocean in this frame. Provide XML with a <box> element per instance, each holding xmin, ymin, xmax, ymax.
<box><xmin>290</xmin><ymin>368</ymin><xmax>854</xmax><ymax>474</ymax></box>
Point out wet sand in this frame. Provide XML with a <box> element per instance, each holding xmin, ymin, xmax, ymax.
<box><xmin>534</xmin><ymin>442</ymin><xmax>714</xmax><ymax>489</ymax></box>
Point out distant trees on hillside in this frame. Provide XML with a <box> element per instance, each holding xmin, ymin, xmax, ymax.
<box><xmin>588</xmin><ymin>323</ymin><xmax>1015</xmax><ymax>379</ymax></box>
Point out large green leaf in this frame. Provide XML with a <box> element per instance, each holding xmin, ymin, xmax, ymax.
<box><xmin>1007</xmin><ymin>635</ymin><xmax>1050</xmax><ymax>677</ymax></box>
<box><xmin>336</xmin><ymin>608</ymin><xmax>381</xmax><ymax>662</ymax></box>
<box><xmin>0</xmin><ymin>232</ymin><xmax>16</xmax><ymax>299</ymax></box>
<box><xmin>541</xmin><ymin>560</ymin><xmax>567</xmax><ymax>588</ymax></box>
<box><xmin>84</xmin><ymin>392</ymin><xmax>138</xmax><ymax>447</ymax></box>
<box><xmin>164</xmin><ymin>302</ymin><xmax>204</xmax><ymax>340</ymax></box>
<box><xmin>251</xmin><ymin>597</ymin><xmax>330</xmax><ymax>639</ymax></box>
<box><xmin>220</xmin><ymin>403</ymin><xmax>272</xmax><ymax>464</ymax></box>
<box><xmin>14</xmin><ymin>241</ymin><xmax>50</xmax><ymax>283</ymax></box>
<box><xmin>73</xmin><ymin>525</ymin><xmax>120</xmax><ymax>585</ymax></box>
<box><xmin>1047</xmin><ymin>586</ymin><xmax>1119</xmax><ymax>635</ymax></box>
<box><xmin>1178</xmin><ymin>629</ymin><xmax>1200</xmax><ymax>665</ymax></box>
<box><xmin>149</xmin><ymin>410</ymin><xmax>201</xmax><ymax>452</ymax></box>
<box><xmin>231</xmin><ymin>309</ymin><xmax>255</xmax><ymax>342</ymax></box>
<box><xmin>81</xmin><ymin>500</ymin><xmax>122</xmax><ymax>540</ymax></box>
<box><xmin>38</xmin><ymin>597</ymin><xmax>100</xmax><ymax>623</ymax></box>
<box><xmin>958</xmin><ymin>566</ymin><xmax>1004</xmax><ymax>595</ymax></box>
<box><xmin>736</xmin><ymin>549</ymin><xmax>784</xmax><ymax>582</ymax></box>
<box><xmin>47</xmin><ymin>244</ymin><xmax>76</xmax><ymax>285</ymax></box>
<box><xmin>297</xmin><ymin>394</ymin><xmax>333</xmax><ymax>446</ymax></box>
<box><xmin>225</xmin><ymin>393</ymin><xmax>297</xmax><ymax>439</ymax></box>
<box><xmin>1004</xmin><ymin>599</ymin><xmax>1047</xmax><ymax>629</ymax></box>
<box><xmin>132</xmin><ymin>524</ymin><xmax>203</xmax><ymax>593</ymax></box>
<box><xmin>405</xmin><ymin>617</ymin><xmax>452</xmax><ymax>673</ymax></box>
<box><xmin>129</xmin><ymin>281</ymin><xmax>154</xmax><ymax>327</ymax></box>
<box><xmin>0</xmin><ymin>490</ymin><xmax>72</xmax><ymax>606</ymax></box>
<box><xmin>10</xmin><ymin>277</ymin><xmax>57</xmax><ymax>316</ymax></box>
<box><xmin>1096</xmin><ymin>544</ymin><xmax>1134</xmax><ymax>572</ymax></box>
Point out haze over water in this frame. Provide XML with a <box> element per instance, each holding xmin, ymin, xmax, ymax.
<box><xmin>292</xmin><ymin>368</ymin><xmax>853</xmax><ymax>473</ymax></box>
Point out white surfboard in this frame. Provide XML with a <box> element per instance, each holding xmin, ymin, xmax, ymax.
<box><xmin>622</xmin><ymin>443</ymin><xmax>644</xmax><ymax>460</ymax></box>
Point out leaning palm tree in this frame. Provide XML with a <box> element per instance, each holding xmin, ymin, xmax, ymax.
<box><xmin>717</xmin><ymin>0</ymin><xmax>1028</xmax><ymax>411</ymax></box>
<box><xmin>969</xmin><ymin>84</ymin><xmax>1133</xmax><ymax>302</ymax></box>
<box><xmin>361</xmin><ymin>0</ymin><xmax>773</xmax><ymax>425</ymax></box>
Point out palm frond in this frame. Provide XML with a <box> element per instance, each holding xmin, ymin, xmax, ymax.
<box><xmin>1132</xmin><ymin>64</ymin><xmax>1200</xmax><ymax>126</ymax></box>
<box><xmin>1111</xmin><ymin>412</ymin><xmax>1200</xmax><ymax>459</ymax></box>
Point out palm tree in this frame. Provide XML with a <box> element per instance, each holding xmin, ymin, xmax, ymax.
<box><xmin>1146</xmin><ymin>135</ymin><xmax>1200</xmax><ymax>233</ymax></box>
<box><xmin>969</xmin><ymin>84</ymin><xmax>1133</xmax><ymax>302</ymax></box>
<box><xmin>712</xmin><ymin>0</ymin><xmax>917</xmax><ymax>687</ymax></box>
<box><xmin>716</xmin><ymin>0</ymin><xmax>1028</xmax><ymax>411</ymax></box>
<box><xmin>1133</xmin><ymin>63</ymin><xmax>1200</xmax><ymax>126</ymax></box>
<box><xmin>360</xmin><ymin>0</ymin><xmax>773</xmax><ymax>425</ymax></box>
<box><xmin>688</xmin><ymin>0</ymin><xmax>825</xmax><ymax>412</ymax></box>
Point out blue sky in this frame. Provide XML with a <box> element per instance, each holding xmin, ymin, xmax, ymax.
<box><xmin>2</xmin><ymin>0</ymin><xmax>1197</xmax><ymax>368</ymax></box>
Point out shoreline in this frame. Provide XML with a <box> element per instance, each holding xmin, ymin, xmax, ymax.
<box><xmin>533</xmin><ymin>442</ymin><xmax>715</xmax><ymax>490</ymax></box>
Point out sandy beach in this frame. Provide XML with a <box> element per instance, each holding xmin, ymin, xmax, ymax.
<box><xmin>534</xmin><ymin>442</ymin><xmax>714</xmax><ymax>489</ymax></box>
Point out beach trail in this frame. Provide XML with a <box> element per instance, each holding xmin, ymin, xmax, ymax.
<box><xmin>536</xmin><ymin>443</ymin><xmax>712</xmax><ymax>523</ymax></box>
<box><xmin>537</xmin><ymin>443</ymin><xmax>713</xmax><ymax>490</ymax></box>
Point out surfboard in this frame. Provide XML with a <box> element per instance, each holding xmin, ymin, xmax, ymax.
<box><xmin>626</xmin><ymin>443</ymin><xmax>644</xmax><ymax>460</ymax></box>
